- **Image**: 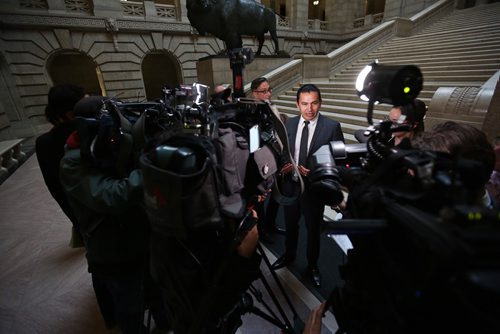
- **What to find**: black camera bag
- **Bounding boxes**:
[140,127,250,239]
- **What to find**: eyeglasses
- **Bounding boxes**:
[253,88,273,94]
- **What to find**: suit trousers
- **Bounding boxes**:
[282,180,324,267]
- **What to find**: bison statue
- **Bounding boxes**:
[186,0,280,55]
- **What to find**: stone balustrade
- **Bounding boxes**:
[0,138,26,183]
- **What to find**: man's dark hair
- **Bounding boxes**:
[296,84,322,102]
[251,77,268,91]
[45,83,85,125]
[412,121,495,185]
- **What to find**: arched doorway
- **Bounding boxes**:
[309,0,326,20]
[142,52,181,101]
[0,54,23,122]
[261,0,286,16]
[365,0,385,15]
[47,52,104,96]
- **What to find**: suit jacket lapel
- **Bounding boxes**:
[308,114,323,159]
[287,116,299,154]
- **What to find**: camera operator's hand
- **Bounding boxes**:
[237,223,259,259]
[303,302,326,334]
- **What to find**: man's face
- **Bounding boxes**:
[297,91,321,121]
[252,81,272,101]
[388,106,410,139]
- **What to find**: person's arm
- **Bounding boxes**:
[303,302,326,334]
[236,224,259,258]
[60,149,143,214]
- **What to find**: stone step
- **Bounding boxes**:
[384,33,500,50]
[369,50,500,63]
[316,81,485,90]
[391,25,500,43]
[369,44,500,59]
[345,60,500,71]
[421,13,500,33]
[353,52,500,66]
[338,68,496,78]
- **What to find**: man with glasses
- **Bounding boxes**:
[251,77,273,101]
[250,77,286,241]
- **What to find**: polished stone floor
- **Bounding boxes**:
[0,155,338,333]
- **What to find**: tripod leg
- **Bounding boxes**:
[249,306,291,331]
[257,271,296,330]
[248,284,282,323]
[257,243,300,318]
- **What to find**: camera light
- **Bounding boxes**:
[193,83,209,105]
[355,62,423,106]
[355,63,374,102]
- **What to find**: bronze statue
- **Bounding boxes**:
[186,0,280,55]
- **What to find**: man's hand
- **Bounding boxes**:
[298,165,310,176]
[281,163,310,176]
[280,162,294,175]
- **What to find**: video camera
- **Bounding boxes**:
[134,48,289,334]
[310,62,500,333]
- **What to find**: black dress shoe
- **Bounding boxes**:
[271,254,294,270]
[309,266,321,287]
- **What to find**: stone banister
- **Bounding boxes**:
[0,138,26,182]
[243,59,303,96]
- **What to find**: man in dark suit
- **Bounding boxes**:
[271,84,344,287]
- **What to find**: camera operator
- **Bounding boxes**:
[412,121,497,208]
[387,98,427,146]
[36,84,86,248]
[59,96,168,333]
[211,83,233,105]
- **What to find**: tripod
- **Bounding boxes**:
[218,242,305,334]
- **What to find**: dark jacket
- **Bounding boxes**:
[60,146,148,274]
[285,114,344,186]
[36,122,79,226]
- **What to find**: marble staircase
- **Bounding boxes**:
[272,3,500,143]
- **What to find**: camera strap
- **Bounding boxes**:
[268,103,304,205]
